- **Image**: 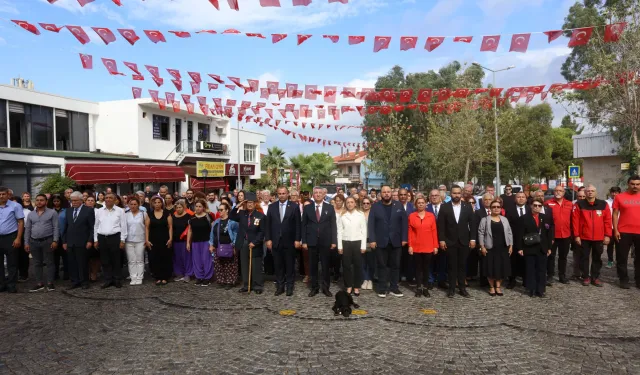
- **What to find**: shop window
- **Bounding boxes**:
[153,114,170,141]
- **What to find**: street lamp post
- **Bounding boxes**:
[472,62,515,194]
[201,168,209,195]
[365,171,370,191]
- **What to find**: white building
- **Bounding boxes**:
[573,132,623,194]
[0,83,265,195]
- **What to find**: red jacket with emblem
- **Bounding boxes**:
[544,199,573,238]
[571,199,612,241]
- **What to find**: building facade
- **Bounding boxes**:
[573,132,623,194]
[333,149,386,190]
[0,83,265,195]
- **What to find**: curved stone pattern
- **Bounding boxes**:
[1,265,640,374]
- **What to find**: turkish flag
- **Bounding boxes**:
[548,83,567,93]
[266,81,279,94]
[39,23,62,33]
[373,36,391,52]
[417,89,432,103]
[278,109,287,118]
[543,30,563,43]
[222,29,241,34]
[489,88,503,97]
[341,87,356,98]
[260,0,281,6]
[324,86,337,103]
[166,69,181,80]
[47,0,58,3]
[188,72,202,84]
[398,89,413,102]
[227,77,243,88]
[169,31,191,38]
[208,74,224,84]
[166,92,175,104]
[260,88,269,99]
[453,36,473,43]
[305,85,318,100]
[149,90,159,102]
[407,104,417,110]
[285,104,295,112]
[298,34,312,45]
[132,87,142,99]
[605,22,626,42]
[540,92,548,100]
[211,97,221,106]
[124,62,141,75]
[224,84,235,90]
[272,34,288,43]
[379,106,392,115]
[246,33,266,39]
[145,65,160,78]
[525,92,535,103]
[293,110,300,120]
[432,103,445,114]
[197,30,217,34]
[208,0,220,9]
[79,53,92,69]
[356,106,365,116]
[474,88,489,95]
[144,30,166,43]
[91,27,116,45]
[366,106,379,114]
[133,75,144,81]
[112,0,122,5]
[207,83,217,91]
[568,27,593,47]
[527,85,545,94]
[247,79,259,92]
[293,0,312,5]
[425,37,444,52]
[200,104,209,116]
[349,36,365,45]
[509,33,530,53]
[66,26,90,44]
[118,29,140,45]
[226,99,237,107]
[318,109,326,119]
[393,105,405,112]
[379,89,396,102]
[240,101,251,109]
[181,94,191,104]
[186,103,195,114]
[172,101,181,113]
[452,88,471,98]
[400,36,418,51]
[172,80,183,91]
[480,35,500,52]
[102,58,124,76]
[323,35,339,43]
[286,83,298,97]
[436,88,451,102]
[227,0,239,10]
[191,81,200,95]
[152,77,164,87]
[341,106,353,114]
[77,0,95,6]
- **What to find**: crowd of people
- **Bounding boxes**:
[0,175,638,300]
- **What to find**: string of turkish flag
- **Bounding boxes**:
[10,18,627,53]
[46,0,349,10]
[249,119,367,149]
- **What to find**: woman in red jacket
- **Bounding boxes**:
[408,196,439,297]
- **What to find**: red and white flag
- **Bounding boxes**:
[324,86,337,103]
[425,37,444,52]
[227,0,239,11]
[181,94,191,104]
[373,36,391,52]
[225,84,236,91]
[323,35,339,43]
[186,103,195,114]
[165,92,175,104]
[489,87,503,97]
[543,30,563,43]
[265,109,273,118]
[480,35,500,52]
[509,33,530,53]
[207,83,218,91]
[148,90,159,102]
[188,72,202,84]
[568,27,593,47]
[101,58,124,76]
[328,0,348,3]
[226,99,237,107]
[167,69,181,80]
[208,0,220,9]
[197,30,217,34]
[210,97,220,106]
[604,22,626,42]
[452,88,471,98]
[436,88,451,102]
[318,109,325,119]
[227,76,243,88]
[169,31,191,38]
[144,30,166,43]
[349,36,365,45]
[246,33,266,39]
[453,36,473,43]
[118,29,140,45]
[145,65,160,78]
[247,79,259,92]
[400,36,418,51]
[124,62,141,75]
[272,34,288,43]
[191,82,201,95]
[297,34,312,45]
[132,87,142,99]
[259,0,281,6]
[77,0,95,6]
[417,89,432,103]
[305,85,318,100]
[267,81,279,94]
[39,23,62,33]
[260,88,269,99]
[398,89,413,102]
[152,77,164,87]
[79,53,92,69]
[172,101,181,113]
[286,83,298,97]
[293,0,312,5]
[66,26,90,44]
[208,74,224,84]
[172,80,183,91]
[133,75,144,81]
[112,0,122,5]
[341,87,356,98]
[92,27,116,45]
[222,29,241,34]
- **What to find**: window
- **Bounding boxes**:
[153,114,170,141]
[28,105,53,149]
[347,166,353,174]
[70,112,89,151]
[0,99,6,147]
[244,144,256,163]
[197,122,209,141]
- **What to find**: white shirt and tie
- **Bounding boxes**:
[432,203,441,218]
[516,205,526,217]
[94,205,127,242]
[279,200,288,222]
[452,202,462,223]
[72,205,83,222]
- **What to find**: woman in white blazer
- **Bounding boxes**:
[337,197,367,297]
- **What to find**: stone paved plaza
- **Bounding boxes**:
[2,258,640,375]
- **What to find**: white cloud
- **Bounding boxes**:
[41,0,128,26]
[424,0,463,23]
[0,0,19,14]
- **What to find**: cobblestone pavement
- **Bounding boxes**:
[2,257,640,375]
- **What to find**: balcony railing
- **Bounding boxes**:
[165,139,231,164]
[339,173,361,181]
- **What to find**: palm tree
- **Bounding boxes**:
[262,146,288,187]
[305,153,336,187]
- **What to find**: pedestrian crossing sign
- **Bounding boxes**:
[568,165,580,178]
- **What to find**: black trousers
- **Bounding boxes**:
[548,237,571,279]
[98,233,122,283]
[616,233,640,284]
[581,240,603,280]
[68,245,90,286]
[509,249,524,282]
[607,240,616,262]
[53,246,69,280]
[375,244,401,293]
[240,241,264,291]
[400,244,415,281]
[341,240,363,289]
[273,242,296,291]
[446,244,469,292]
[414,252,433,288]
[330,249,342,279]
[467,247,480,279]
[0,232,18,291]
[17,243,29,280]
[309,245,330,291]
[525,252,547,294]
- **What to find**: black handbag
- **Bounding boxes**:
[523,233,541,246]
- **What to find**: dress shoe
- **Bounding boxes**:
[414,288,422,298]
[286,289,293,297]
[536,292,546,298]
[438,281,449,290]
[620,281,630,289]
[238,287,249,293]
[101,282,114,289]
[422,288,430,298]
[528,290,535,297]
[559,277,570,284]
[274,288,285,296]
[459,289,470,298]
[254,290,263,295]
[114,281,122,289]
[427,282,434,290]
[308,289,319,297]
[0,286,7,293]
[68,284,82,290]
[322,289,332,297]
[447,290,455,298]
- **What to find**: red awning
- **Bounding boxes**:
[66,163,187,185]
[189,176,226,190]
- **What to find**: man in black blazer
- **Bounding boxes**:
[472,193,494,287]
[233,199,266,294]
[301,187,337,297]
[368,185,408,297]
[437,185,477,298]
[63,191,95,289]
[505,191,531,289]
[265,186,301,297]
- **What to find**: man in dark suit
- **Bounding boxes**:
[302,187,337,297]
[368,185,408,298]
[505,191,531,289]
[63,191,95,289]
[233,197,266,294]
[437,185,477,298]
[426,189,445,289]
[471,193,494,287]
[265,186,301,297]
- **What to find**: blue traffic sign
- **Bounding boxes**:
[568,165,580,178]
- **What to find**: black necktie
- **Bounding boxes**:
[519,207,524,217]
[434,206,438,218]
[73,208,79,222]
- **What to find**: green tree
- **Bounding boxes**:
[560,115,582,134]
[367,114,418,186]
[261,146,287,188]
[35,174,76,194]
[304,153,336,187]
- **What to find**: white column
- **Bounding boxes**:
[5,100,9,148]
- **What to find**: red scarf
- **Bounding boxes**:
[532,213,540,228]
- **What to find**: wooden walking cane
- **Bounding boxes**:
[248,244,253,293]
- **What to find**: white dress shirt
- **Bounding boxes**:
[337,209,367,250]
[94,205,127,242]
[431,203,441,217]
[260,201,270,214]
[452,202,462,223]
[125,211,146,243]
[516,205,526,217]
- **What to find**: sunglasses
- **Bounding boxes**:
[532,204,542,207]
[490,206,501,209]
